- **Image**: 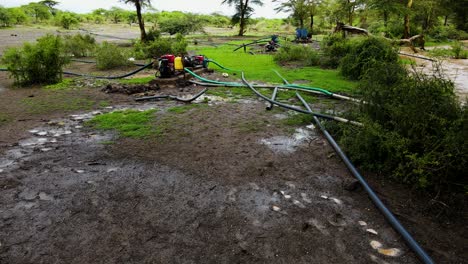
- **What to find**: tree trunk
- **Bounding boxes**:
[403,0,413,39]
[444,15,448,26]
[300,18,304,29]
[310,14,314,34]
[135,1,147,42]
[238,0,247,36]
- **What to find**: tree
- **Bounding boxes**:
[0,6,12,27]
[120,0,151,42]
[38,0,59,16]
[23,3,51,23]
[274,0,309,28]
[222,0,264,36]
[367,0,401,28]
[403,0,413,38]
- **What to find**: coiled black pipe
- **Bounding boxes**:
[243,72,433,264]
[63,62,153,79]
[134,88,207,102]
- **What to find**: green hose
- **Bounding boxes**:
[184,68,243,87]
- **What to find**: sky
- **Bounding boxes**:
[1,0,289,18]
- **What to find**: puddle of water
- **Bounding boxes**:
[260,127,316,153]
[18,137,49,147]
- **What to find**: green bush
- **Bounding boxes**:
[428,25,468,41]
[274,43,320,66]
[0,6,12,27]
[451,41,468,59]
[95,42,132,70]
[63,33,96,57]
[320,34,352,68]
[1,34,69,85]
[57,12,79,29]
[334,62,467,193]
[133,34,188,59]
[340,37,399,80]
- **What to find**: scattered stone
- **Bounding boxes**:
[293,200,306,208]
[331,197,343,205]
[107,168,118,173]
[38,192,54,201]
[28,129,39,134]
[280,191,291,199]
[370,240,382,250]
[0,169,3,173]
[320,195,328,199]
[75,169,85,174]
[249,183,260,190]
[40,148,53,152]
[272,205,281,212]
[19,189,37,201]
[36,131,47,136]
[300,193,312,203]
[358,221,367,226]
[75,125,83,129]
[366,229,378,235]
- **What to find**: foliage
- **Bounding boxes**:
[222,0,264,36]
[63,34,96,57]
[157,11,204,35]
[427,25,468,41]
[1,34,69,85]
[86,109,157,138]
[340,37,399,80]
[334,62,467,193]
[95,42,132,70]
[56,12,79,29]
[23,2,51,22]
[0,6,12,27]
[274,43,320,66]
[320,34,352,68]
[134,34,188,59]
[450,41,468,59]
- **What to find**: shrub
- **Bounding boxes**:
[63,33,96,57]
[133,34,188,59]
[95,42,132,70]
[340,37,399,80]
[274,43,320,66]
[334,62,467,194]
[320,34,352,68]
[57,12,79,29]
[428,25,468,41]
[451,41,468,59]
[1,34,69,85]
[0,6,12,27]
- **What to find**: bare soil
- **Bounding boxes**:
[0,27,466,264]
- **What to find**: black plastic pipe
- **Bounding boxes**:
[312,116,433,264]
[266,87,279,111]
[398,52,436,62]
[63,62,153,79]
[267,74,433,264]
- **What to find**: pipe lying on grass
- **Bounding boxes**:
[266,87,279,110]
[70,59,147,67]
[398,52,436,62]
[134,88,207,102]
[63,62,154,79]
[243,71,433,264]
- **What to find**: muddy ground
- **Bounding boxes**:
[0,26,467,264]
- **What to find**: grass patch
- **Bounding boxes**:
[399,58,416,65]
[167,104,204,114]
[86,109,157,138]
[118,76,155,85]
[281,112,312,126]
[0,113,11,126]
[99,100,111,107]
[206,87,255,98]
[44,78,75,90]
[194,44,357,93]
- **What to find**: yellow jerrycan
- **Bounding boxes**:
[174,56,184,70]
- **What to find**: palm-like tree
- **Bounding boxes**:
[120,0,151,41]
[222,0,263,36]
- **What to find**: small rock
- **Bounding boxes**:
[366,229,378,235]
[358,221,367,226]
[28,129,39,134]
[331,198,342,205]
[300,193,312,203]
[370,240,382,249]
[293,200,306,208]
[75,169,85,173]
[0,169,3,173]
[40,148,53,152]
[36,131,47,136]
[320,195,328,199]
[107,168,118,173]
[75,125,83,129]
[272,205,281,212]
[38,192,54,201]
[19,189,37,201]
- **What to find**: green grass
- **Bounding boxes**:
[44,78,75,90]
[99,100,111,107]
[192,44,357,93]
[281,112,312,126]
[0,113,11,126]
[86,109,157,138]
[399,58,416,65]
[118,76,155,84]
[167,104,205,114]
